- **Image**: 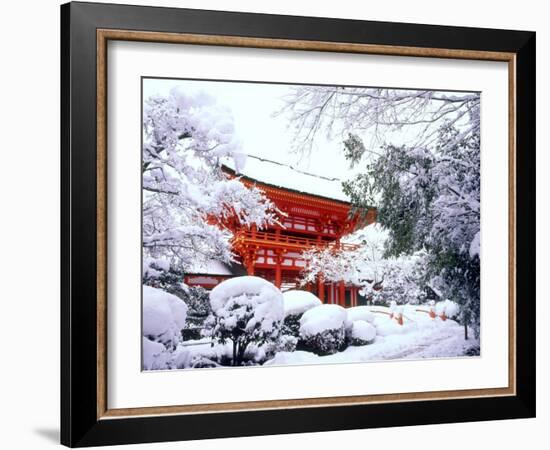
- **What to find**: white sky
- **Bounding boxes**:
[143,78,356,181]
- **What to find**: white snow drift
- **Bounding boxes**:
[282,290,322,317]
[142,285,188,346]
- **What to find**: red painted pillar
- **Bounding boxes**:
[275,255,282,288]
[317,274,325,303]
[246,251,255,276]
[339,281,345,307]
[246,263,255,276]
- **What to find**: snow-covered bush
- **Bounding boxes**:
[435,299,460,319]
[142,337,172,370]
[208,276,284,366]
[248,335,299,365]
[178,286,212,340]
[142,285,188,349]
[181,286,211,316]
[172,340,233,369]
[275,334,298,353]
[348,320,376,346]
[299,304,347,355]
[282,290,322,336]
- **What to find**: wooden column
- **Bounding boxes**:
[246,263,255,276]
[275,254,282,288]
[246,251,255,276]
[339,281,345,307]
[317,274,325,303]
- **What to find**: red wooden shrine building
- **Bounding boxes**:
[184,158,377,307]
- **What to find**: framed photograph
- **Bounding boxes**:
[61,1,535,447]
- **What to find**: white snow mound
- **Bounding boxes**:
[143,285,188,345]
[142,337,170,370]
[299,304,347,337]
[350,320,377,342]
[283,290,322,317]
[346,306,376,325]
[373,315,407,336]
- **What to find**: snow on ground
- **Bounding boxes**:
[266,306,478,366]
[166,300,478,369]
[283,290,322,317]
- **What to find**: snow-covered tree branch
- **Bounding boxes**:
[278,86,480,155]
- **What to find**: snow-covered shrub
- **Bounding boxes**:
[435,300,460,319]
[142,258,183,289]
[142,285,188,349]
[299,304,347,355]
[276,334,298,353]
[348,320,376,346]
[208,276,284,366]
[172,341,233,369]
[282,290,322,336]
[142,337,171,370]
[180,286,211,315]
[179,286,212,340]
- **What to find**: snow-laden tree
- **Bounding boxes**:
[302,244,429,305]
[301,223,388,298]
[280,86,480,338]
[207,276,284,366]
[143,87,277,277]
[279,86,480,155]
[374,251,430,305]
[341,124,480,336]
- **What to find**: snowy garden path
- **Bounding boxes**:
[266,313,477,367]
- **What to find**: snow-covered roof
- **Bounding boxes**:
[223,156,350,203]
[185,260,240,276]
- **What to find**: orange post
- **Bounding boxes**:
[275,256,282,288]
[339,281,345,307]
[317,274,325,302]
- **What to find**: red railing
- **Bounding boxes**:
[233,230,359,251]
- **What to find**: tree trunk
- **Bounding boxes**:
[232,341,237,366]
[237,342,248,366]
[464,322,469,340]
